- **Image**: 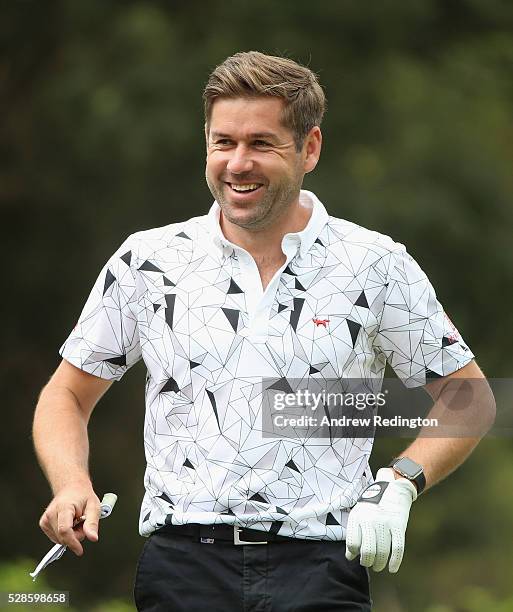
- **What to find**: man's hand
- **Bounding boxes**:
[345,468,417,573]
[39,484,101,556]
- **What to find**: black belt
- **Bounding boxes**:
[155,523,296,545]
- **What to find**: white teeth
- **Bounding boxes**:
[231,183,260,192]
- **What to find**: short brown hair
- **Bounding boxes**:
[203,51,326,151]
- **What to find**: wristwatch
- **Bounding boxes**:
[389,457,426,495]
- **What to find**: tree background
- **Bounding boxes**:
[2,1,513,610]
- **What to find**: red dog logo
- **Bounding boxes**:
[313,318,330,328]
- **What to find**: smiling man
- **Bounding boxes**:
[33,52,495,611]
[205,93,321,291]
[205,96,316,228]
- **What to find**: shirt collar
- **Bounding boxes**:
[207,189,329,259]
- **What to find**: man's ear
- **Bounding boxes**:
[303,126,322,174]
[204,123,209,149]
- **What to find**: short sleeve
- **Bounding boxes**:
[59,235,142,381]
[373,245,474,388]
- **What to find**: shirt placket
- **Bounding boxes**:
[233,235,301,343]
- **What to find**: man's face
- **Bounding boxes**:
[205,97,307,231]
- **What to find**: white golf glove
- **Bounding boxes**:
[345,468,417,573]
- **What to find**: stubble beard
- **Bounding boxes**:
[205,170,303,232]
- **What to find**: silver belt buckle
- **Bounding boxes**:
[234,526,267,545]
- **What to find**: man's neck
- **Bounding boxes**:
[219,199,313,262]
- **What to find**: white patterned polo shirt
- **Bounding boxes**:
[60,190,474,540]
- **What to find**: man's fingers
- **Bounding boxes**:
[83,497,101,542]
[39,511,58,544]
[56,505,84,556]
[345,519,361,561]
[371,525,391,572]
[56,505,75,536]
[388,527,405,573]
[37,486,103,558]
[359,523,377,567]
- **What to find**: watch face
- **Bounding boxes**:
[395,457,422,479]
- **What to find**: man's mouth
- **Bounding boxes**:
[227,182,263,194]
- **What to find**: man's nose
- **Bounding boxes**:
[226,144,254,174]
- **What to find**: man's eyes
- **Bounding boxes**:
[213,139,272,147]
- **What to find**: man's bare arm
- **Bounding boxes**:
[393,360,496,491]
[33,359,113,555]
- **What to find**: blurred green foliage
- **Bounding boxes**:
[2,0,513,610]
[0,559,134,611]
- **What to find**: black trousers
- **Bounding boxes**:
[134,530,372,611]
